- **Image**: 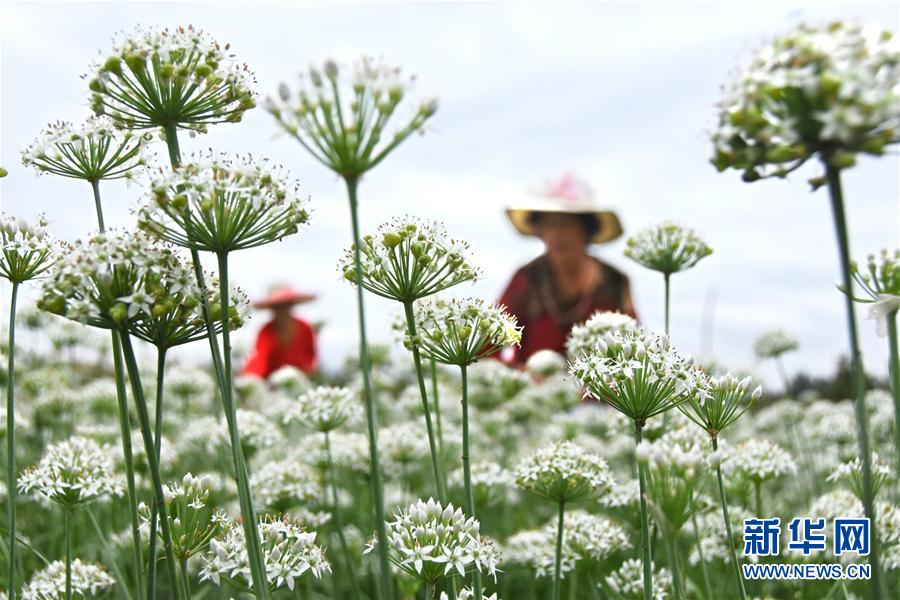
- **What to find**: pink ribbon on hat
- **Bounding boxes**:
[541,173,590,204]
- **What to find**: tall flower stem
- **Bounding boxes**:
[119,333,182,600]
[775,357,791,398]
[324,431,362,600]
[691,511,713,600]
[825,163,882,600]
[403,301,447,501]
[147,348,167,600]
[64,507,72,600]
[344,174,392,600]
[89,178,144,600]
[664,535,683,600]
[663,273,671,337]
[430,359,444,455]
[460,364,483,600]
[711,437,746,600]
[887,312,900,475]
[552,500,565,600]
[5,281,18,599]
[215,251,269,599]
[634,422,653,600]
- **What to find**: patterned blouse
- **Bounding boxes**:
[498,254,637,364]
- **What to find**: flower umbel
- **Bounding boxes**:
[0,214,57,284]
[88,25,256,132]
[21,115,151,181]
[268,57,437,176]
[514,441,614,503]
[624,222,713,275]
[138,153,309,253]
[711,21,900,182]
[18,436,123,508]
[404,297,521,366]
[21,559,115,599]
[679,373,760,441]
[365,498,500,585]
[566,310,638,360]
[752,329,800,360]
[284,386,356,433]
[339,217,479,302]
[570,327,705,424]
[200,514,331,593]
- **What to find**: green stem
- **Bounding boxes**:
[460,364,482,600]
[664,534,683,600]
[86,507,134,600]
[754,481,762,519]
[553,500,565,600]
[325,431,362,600]
[216,251,269,598]
[887,312,900,478]
[119,333,182,600]
[824,163,882,600]
[89,178,144,600]
[5,282,18,599]
[430,359,444,455]
[634,422,653,600]
[345,175,392,600]
[180,559,191,599]
[147,348,167,600]
[64,507,72,600]
[90,179,105,231]
[163,124,182,167]
[691,511,713,600]
[712,437,746,600]
[775,356,791,399]
[404,301,447,501]
[663,273,671,338]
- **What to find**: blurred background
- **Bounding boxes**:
[1,1,898,390]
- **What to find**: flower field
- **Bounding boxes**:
[1,17,899,600]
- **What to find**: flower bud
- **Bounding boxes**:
[324,60,339,80]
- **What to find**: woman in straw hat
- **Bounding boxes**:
[243,284,319,379]
[499,173,637,364]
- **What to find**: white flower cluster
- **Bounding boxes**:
[21,115,151,181]
[725,439,797,484]
[340,217,479,301]
[366,498,500,584]
[284,386,355,433]
[0,213,58,284]
[449,461,516,505]
[712,22,900,179]
[570,327,706,423]
[89,25,256,131]
[624,222,713,275]
[138,153,309,253]
[200,515,331,592]
[514,441,614,503]
[566,311,638,360]
[267,57,437,176]
[407,297,522,366]
[21,559,115,599]
[827,452,895,499]
[753,329,800,360]
[18,436,123,508]
[505,510,629,578]
[604,558,673,600]
[250,458,323,511]
[38,230,248,339]
[849,248,900,337]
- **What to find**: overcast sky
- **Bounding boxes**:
[2,1,898,387]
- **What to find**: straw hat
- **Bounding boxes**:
[253,284,317,309]
[506,173,623,244]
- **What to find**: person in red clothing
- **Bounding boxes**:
[499,173,637,365]
[243,284,319,379]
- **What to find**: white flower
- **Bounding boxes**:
[624,222,713,275]
[827,453,894,500]
[199,515,330,592]
[0,213,58,283]
[605,558,673,600]
[365,498,500,585]
[22,559,115,599]
[250,458,323,511]
[88,25,256,131]
[514,441,614,503]
[18,436,122,508]
[21,115,152,181]
[284,386,356,433]
[566,311,638,360]
[753,329,800,360]
[138,153,309,253]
